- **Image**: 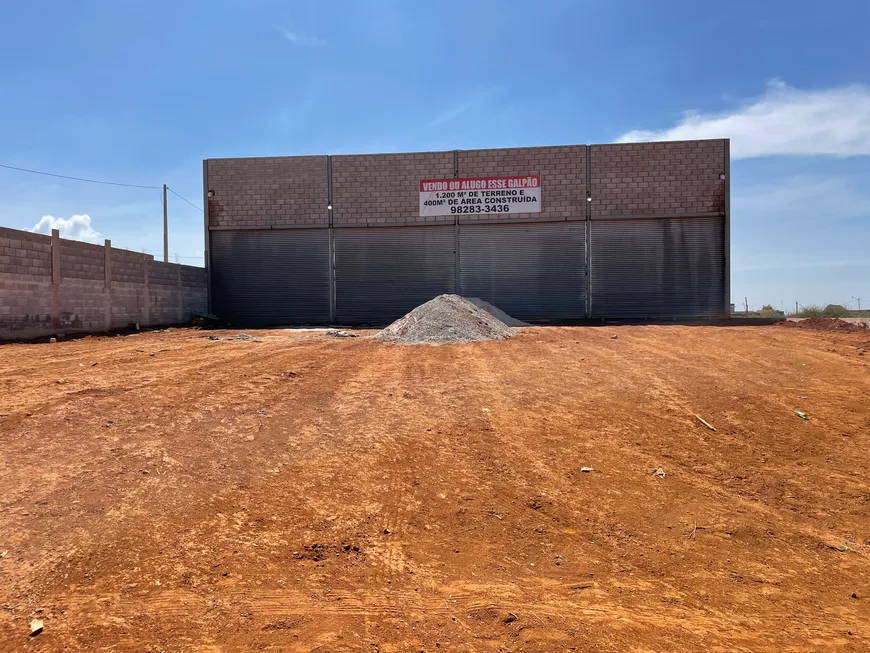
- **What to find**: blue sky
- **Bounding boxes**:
[1,0,868,310]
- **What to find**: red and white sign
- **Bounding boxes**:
[419,175,541,217]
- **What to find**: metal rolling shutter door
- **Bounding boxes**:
[590,216,725,318]
[334,226,456,324]
[210,229,330,325]
[459,222,586,321]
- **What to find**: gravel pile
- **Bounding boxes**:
[376,294,515,345]
[466,297,529,327]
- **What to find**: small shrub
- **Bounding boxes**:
[795,304,824,318]
[822,304,849,318]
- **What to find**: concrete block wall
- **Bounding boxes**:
[0,229,54,334]
[148,261,182,325]
[110,282,146,330]
[205,139,725,232]
[112,251,146,282]
[0,277,54,333]
[57,239,107,330]
[60,240,105,280]
[591,140,726,217]
[457,145,588,223]
[181,266,208,317]
[0,227,208,341]
[206,155,329,230]
[1,228,53,276]
[332,152,455,226]
[109,252,148,329]
[60,279,106,331]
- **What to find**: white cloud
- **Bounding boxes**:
[616,80,870,159]
[30,214,102,243]
[273,24,326,47]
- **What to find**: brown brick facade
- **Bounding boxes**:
[206,140,725,230]
[457,145,588,223]
[206,156,328,229]
[591,140,726,217]
[332,152,454,226]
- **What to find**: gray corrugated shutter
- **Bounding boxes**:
[210,229,330,325]
[459,221,586,321]
[334,226,456,324]
[590,216,725,318]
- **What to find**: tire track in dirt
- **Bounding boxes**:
[2,328,868,652]
[459,329,866,644]
[393,336,633,630]
[340,342,504,632]
[0,335,374,617]
[48,583,816,649]
[465,334,708,621]
[596,328,870,563]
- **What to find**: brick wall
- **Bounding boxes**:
[206,155,328,230]
[0,227,208,341]
[591,140,726,217]
[332,152,454,226]
[457,145,587,223]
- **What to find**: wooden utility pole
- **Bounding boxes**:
[795,301,799,314]
[744,297,749,314]
[163,184,168,263]
[853,296,862,311]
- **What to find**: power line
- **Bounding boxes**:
[0,162,161,190]
[1,161,203,212]
[167,187,202,212]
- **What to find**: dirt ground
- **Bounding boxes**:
[1,325,868,652]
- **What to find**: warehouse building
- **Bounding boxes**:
[203,139,729,325]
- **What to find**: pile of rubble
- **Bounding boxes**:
[376,294,515,345]
[778,318,868,333]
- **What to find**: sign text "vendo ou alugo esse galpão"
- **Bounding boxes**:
[419,175,541,216]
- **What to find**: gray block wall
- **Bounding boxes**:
[457,145,588,223]
[332,151,455,226]
[0,227,208,341]
[205,140,727,231]
[590,140,726,217]
[206,155,329,230]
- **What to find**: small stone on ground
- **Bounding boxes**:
[327,330,358,338]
